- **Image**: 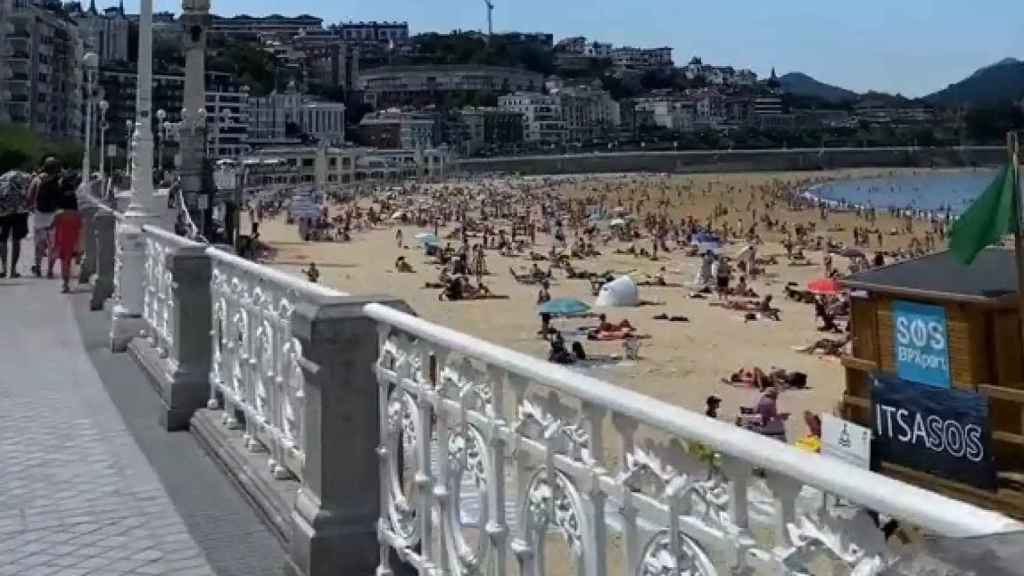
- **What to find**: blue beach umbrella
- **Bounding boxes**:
[538,298,591,318]
[415,232,439,245]
[691,232,722,254]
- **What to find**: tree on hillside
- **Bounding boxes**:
[208,40,277,95]
[965,104,1024,143]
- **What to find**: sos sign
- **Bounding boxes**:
[893,301,951,389]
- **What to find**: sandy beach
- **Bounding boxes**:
[249,168,947,442]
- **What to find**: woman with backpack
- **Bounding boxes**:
[27,157,62,278]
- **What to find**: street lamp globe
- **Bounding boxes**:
[99,100,109,113]
[157,109,166,122]
[82,51,99,69]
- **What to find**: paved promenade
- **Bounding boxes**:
[0,277,287,575]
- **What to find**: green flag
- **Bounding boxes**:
[949,163,1019,266]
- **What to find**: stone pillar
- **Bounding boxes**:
[289,295,412,576]
[90,209,116,311]
[110,224,147,352]
[78,203,99,284]
[162,245,212,430]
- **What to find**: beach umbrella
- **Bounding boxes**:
[838,247,866,259]
[415,232,438,243]
[609,218,627,227]
[808,278,842,296]
[390,211,405,220]
[539,298,591,318]
[691,232,722,254]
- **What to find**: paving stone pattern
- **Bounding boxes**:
[0,278,216,576]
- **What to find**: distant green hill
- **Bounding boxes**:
[779,72,858,103]
[924,58,1024,108]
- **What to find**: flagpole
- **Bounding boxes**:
[1011,131,1024,366]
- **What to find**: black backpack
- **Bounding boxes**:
[35,176,61,213]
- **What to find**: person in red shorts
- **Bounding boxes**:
[52,173,82,293]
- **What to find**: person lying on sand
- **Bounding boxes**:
[793,334,852,356]
[461,281,509,300]
[711,295,781,320]
[596,313,635,333]
[394,256,415,273]
[725,367,806,391]
[637,269,681,287]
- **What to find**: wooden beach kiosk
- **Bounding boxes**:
[841,247,1024,517]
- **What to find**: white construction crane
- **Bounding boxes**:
[483,0,494,41]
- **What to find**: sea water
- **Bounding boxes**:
[810,168,999,215]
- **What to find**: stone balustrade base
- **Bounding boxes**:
[110,308,146,353]
[127,338,210,431]
[191,408,300,547]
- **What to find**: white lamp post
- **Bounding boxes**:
[81,52,99,180]
[98,99,109,186]
[156,108,166,179]
[125,119,134,181]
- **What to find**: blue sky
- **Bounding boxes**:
[141,0,1023,97]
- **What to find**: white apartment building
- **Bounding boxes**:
[206,85,250,159]
[499,92,565,145]
[231,145,449,191]
[333,21,408,44]
[358,110,438,150]
[73,1,130,64]
[4,1,83,139]
[633,97,695,132]
[248,88,346,146]
[611,46,673,69]
[557,86,620,142]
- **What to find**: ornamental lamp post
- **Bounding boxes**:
[156,108,166,179]
[81,52,99,181]
[98,99,109,188]
[125,119,134,181]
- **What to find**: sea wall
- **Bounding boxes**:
[454,146,1004,176]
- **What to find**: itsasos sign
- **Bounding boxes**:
[893,300,951,389]
[872,375,995,490]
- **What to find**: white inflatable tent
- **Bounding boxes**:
[595,275,640,307]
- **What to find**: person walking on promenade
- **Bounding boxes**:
[52,172,83,293]
[25,158,62,278]
[0,171,31,278]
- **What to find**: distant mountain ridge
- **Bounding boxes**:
[925,58,1024,107]
[779,72,859,103]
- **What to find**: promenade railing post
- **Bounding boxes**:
[288,295,413,576]
[78,201,99,285]
[90,209,116,311]
[162,245,213,430]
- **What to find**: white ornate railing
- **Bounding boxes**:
[140,225,201,362]
[364,302,1020,576]
[207,248,344,481]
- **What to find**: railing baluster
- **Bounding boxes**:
[580,402,607,576]
[486,365,509,576]
[431,346,451,576]
[612,412,640,576]
[507,373,535,576]
[764,473,802,548]
[413,338,436,573]
[375,323,394,576]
